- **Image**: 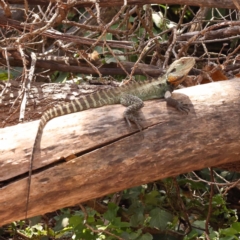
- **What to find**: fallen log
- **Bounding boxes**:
[0,79,240,225]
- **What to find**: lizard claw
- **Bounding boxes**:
[165,96,189,114]
[176,102,189,114]
[124,113,143,131]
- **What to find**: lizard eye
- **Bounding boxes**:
[169,67,176,73]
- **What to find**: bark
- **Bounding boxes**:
[0,80,116,127]
[0,79,240,225]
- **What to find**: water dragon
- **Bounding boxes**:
[26,57,195,218]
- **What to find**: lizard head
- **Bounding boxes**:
[166,57,195,88]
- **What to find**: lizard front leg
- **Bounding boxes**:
[164,91,189,113]
[120,94,144,130]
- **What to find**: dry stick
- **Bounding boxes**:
[217,43,228,65]
[17,46,29,123]
[186,171,238,187]
[172,178,192,234]
[0,17,133,50]
[201,40,211,64]
[232,0,240,9]
[128,7,162,80]
[95,2,102,25]
[212,170,230,184]
[136,6,161,53]
[1,90,24,127]
[205,168,214,238]
[23,0,29,17]
[168,5,188,60]
[201,40,225,82]
[38,5,48,21]
[163,27,177,68]
[3,47,10,81]
[116,5,131,37]
[126,12,140,36]
[0,0,11,18]
[91,5,128,50]
[63,20,127,35]
[187,6,208,32]
[19,52,36,123]
[177,21,240,57]
[105,42,130,77]
[171,5,189,58]
[127,39,155,82]
[85,7,98,22]
[142,30,177,61]
[77,50,102,78]
[224,43,240,66]
[223,179,240,195]
[177,5,188,29]
[178,34,240,44]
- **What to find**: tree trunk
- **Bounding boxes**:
[0,79,240,225]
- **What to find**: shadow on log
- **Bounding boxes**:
[0,79,240,225]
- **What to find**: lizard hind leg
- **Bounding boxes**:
[120,94,144,131]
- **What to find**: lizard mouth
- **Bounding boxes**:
[167,75,185,87]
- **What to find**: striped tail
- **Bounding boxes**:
[25,90,121,218]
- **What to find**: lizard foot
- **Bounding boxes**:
[165,95,189,114]
[175,102,189,114]
[124,113,143,131]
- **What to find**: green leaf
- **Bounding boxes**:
[192,220,206,230]
[106,33,112,40]
[74,226,95,240]
[130,211,144,227]
[123,186,143,200]
[144,190,160,206]
[103,203,119,222]
[219,237,238,240]
[138,232,153,240]
[121,229,142,239]
[0,71,12,80]
[104,50,126,64]
[186,229,200,239]
[220,227,238,236]
[54,213,71,231]
[112,217,130,228]
[149,208,173,230]
[212,194,225,205]
[69,215,83,228]
[232,222,240,232]
[178,179,207,190]
[55,72,69,83]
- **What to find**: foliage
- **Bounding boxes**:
[2,169,240,239]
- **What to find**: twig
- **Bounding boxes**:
[91,5,128,49]
[163,27,177,67]
[105,42,130,78]
[178,21,240,57]
[204,168,214,238]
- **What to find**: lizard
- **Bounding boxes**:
[25,57,195,218]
